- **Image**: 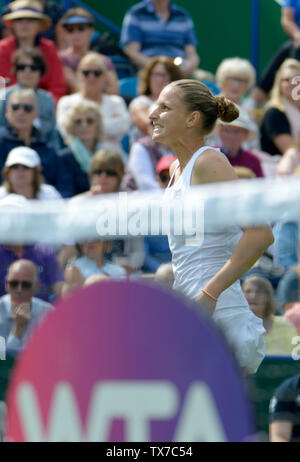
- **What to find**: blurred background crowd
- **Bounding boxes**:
[0,0,299,442]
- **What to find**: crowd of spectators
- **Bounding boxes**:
[0,1,299,440]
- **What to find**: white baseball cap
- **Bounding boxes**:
[5,147,41,168]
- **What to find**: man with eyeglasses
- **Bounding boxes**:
[0,259,53,354]
[0,88,69,196]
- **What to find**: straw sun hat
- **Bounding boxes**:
[2,0,52,32]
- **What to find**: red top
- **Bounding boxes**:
[0,36,67,104]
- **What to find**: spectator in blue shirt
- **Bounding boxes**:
[120,0,200,77]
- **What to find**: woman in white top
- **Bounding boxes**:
[0,146,61,201]
[149,79,274,375]
[56,52,131,161]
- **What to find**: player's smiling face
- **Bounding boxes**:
[149,85,188,145]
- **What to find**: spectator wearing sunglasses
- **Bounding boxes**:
[57,52,131,161]
[0,88,68,196]
[0,259,54,354]
[59,100,104,197]
[71,149,125,201]
[0,0,67,103]
[59,7,119,95]
[0,241,64,303]
[0,48,60,150]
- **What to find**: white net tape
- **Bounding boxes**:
[0,177,299,244]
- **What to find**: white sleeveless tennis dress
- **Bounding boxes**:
[165,146,265,375]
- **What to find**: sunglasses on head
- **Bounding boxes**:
[64,23,91,33]
[10,103,34,113]
[92,168,117,177]
[81,69,103,78]
[16,63,41,72]
[74,117,95,126]
[7,279,33,290]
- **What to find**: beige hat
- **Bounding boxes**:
[217,106,258,141]
[3,0,52,32]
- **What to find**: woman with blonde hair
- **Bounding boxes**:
[210,57,259,150]
[242,275,298,356]
[260,58,300,156]
[56,52,131,160]
[59,99,104,197]
[215,57,256,106]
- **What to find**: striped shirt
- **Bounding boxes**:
[120,0,198,58]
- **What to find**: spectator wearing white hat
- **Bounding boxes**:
[0,146,61,200]
[0,88,69,195]
[215,107,264,178]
